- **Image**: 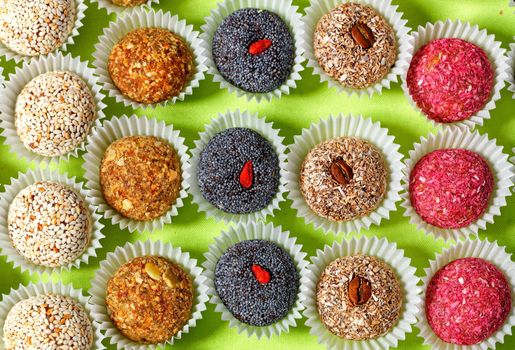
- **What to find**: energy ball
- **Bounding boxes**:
[314,3,397,89]
[100,136,182,221]
[106,256,194,344]
[197,128,280,214]
[0,0,76,56]
[111,0,147,7]
[15,71,97,157]
[426,258,511,345]
[108,28,194,104]
[409,149,494,229]
[212,8,295,93]
[300,137,388,222]
[407,38,494,123]
[214,239,299,326]
[8,181,91,267]
[317,254,403,340]
[3,294,94,349]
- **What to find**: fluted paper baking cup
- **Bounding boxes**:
[400,128,514,241]
[0,0,87,63]
[417,238,515,350]
[93,7,207,110]
[186,109,287,225]
[92,0,159,15]
[508,39,515,99]
[302,236,421,350]
[285,114,404,235]
[302,0,411,97]
[89,240,209,350]
[202,221,309,338]
[0,168,104,276]
[82,115,190,233]
[400,19,508,129]
[200,0,305,102]
[0,52,106,165]
[0,281,104,350]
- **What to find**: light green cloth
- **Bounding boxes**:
[0,0,514,349]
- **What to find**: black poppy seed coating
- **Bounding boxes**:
[214,239,299,326]
[197,127,280,214]
[212,8,295,93]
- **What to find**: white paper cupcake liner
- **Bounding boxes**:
[186,109,288,225]
[0,52,107,165]
[82,114,190,233]
[417,238,515,350]
[0,281,105,349]
[507,39,515,99]
[302,236,421,350]
[0,0,87,63]
[401,128,514,242]
[93,7,207,110]
[202,221,309,338]
[0,168,104,276]
[302,0,411,97]
[400,19,509,129]
[285,114,404,235]
[92,0,159,15]
[88,240,209,350]
[200,0,305,102]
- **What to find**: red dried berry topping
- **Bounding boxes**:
[251,264,271,284]
[248,39,272,55]
[239,160,254,189]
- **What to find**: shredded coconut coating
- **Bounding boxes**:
[407,38,494,123]
[426,258,511,345]
[409,149,493,229]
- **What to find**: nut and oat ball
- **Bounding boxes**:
[314,3,397,89]
[8,181,91,268]
[0,0,76,56]
[15,71,97,158]
[106,256,194,344]
[3,294,94,349]
[99,136,182,221]
[316,254,403,340]
[108,27,194,104]
[300,137,388,222]
[110,0,147,7]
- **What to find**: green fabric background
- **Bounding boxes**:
[0,0,514,349]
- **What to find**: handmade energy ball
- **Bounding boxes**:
[15,71,97,157]
[100,136,182,221]
[106,256,194,344]
[214,239,299,326]
[108,28,194,104]
[407,38,494,123]
[8,181,91,268]
[409,149,494,229]
[212,8,295,93]
[316,254,403,340]
[0,0,76,56]
[426,257,511,345]
[3,294,94,349]
[197,128,280,214]
[300,137,388,221]
[111,0,147,7]
[314,3,397,89]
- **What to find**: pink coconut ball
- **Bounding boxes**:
[407,38,494,123]
[426,257,511,345]
[409,148,493,229]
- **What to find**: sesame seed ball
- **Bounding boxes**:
[197,128,280,214]
[108,28,194,104]
[212,8,295,93]
[3,294,94,349]
[111,0,147,7]
[8,181,91,268]
[215,240,299,326]
[0,0,76,57]
[15,71,97,158]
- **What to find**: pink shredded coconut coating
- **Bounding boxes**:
[409,149,493,229]
[426,258,511,345]
[407,38,494,123]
